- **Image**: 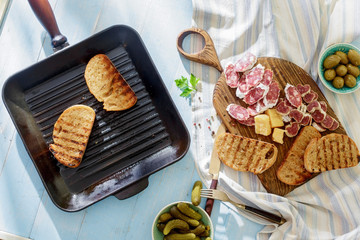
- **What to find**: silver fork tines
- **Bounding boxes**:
[200,189,286,225]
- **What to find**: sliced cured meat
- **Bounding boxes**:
[319,101,327,112]
[243,83,269,105]
[247,100,268,116]
[245,64,265,89]
[311,109,326,123]
[263,81,280,107]
[329,119,339,131]
[306,101,321,113]
[276,99,292,115]
[226,104,250,121]
[236,73,249,99]
[321,114,335,129]
[224,64,240,88]
[289,109,305,123]
[303,90,319,104]
[285,84,302,108]
[285,122,300,137]
[300,114,312,126]
[296,84,311,96]
[312,122,326,132]
[261,69,273,86]
[238,116,255,126]
[234,52,257,72]
[247,103,259,116]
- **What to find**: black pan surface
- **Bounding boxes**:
[2,25,190,212]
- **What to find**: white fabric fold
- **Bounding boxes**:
[191,0,360,239]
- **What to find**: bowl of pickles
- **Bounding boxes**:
[152,201,213,240]
[318,43,360,94]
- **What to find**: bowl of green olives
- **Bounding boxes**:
[318,43,360,94]
[152,201,213,240]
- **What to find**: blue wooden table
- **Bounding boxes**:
[0,1,263,239]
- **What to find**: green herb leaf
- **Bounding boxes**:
[174,73,200,97]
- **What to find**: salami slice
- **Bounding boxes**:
[238,115,255,126]
[263,81,280,107]
[311,109,326,123]
[276,99,291,115]
[300,114,312,126]
[247,103,259,116]
[329,119,339,131]
[245,64,265,89]
[312,122,326,132]
[303,90,319,104]
[236,72,250,99]
[226,104,250,121]
[243,83,269,105]
[261,69,273,86]
[289,109,305,123]
[296,84,311,96]
[321,114,335,129]
[306,101,321,113]
[285,83,302,108]
[319,101,327,112]
[225,64,240,88]
[285,122,300,137]
[234,52,257,72]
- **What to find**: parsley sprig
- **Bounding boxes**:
[175,73,200,97]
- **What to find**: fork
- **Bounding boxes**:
[201,189,286,225]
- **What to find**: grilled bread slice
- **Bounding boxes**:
[304,133,360,173]
[215,132,278,174]
[49,105,95,168]
[84,54,137,111]
[277,126,321,185]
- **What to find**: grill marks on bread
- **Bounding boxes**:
[304,133,360,173]
[276,126,321,185]
[49,105,95,168]
[215,132,278,174]
[84,54,137,111]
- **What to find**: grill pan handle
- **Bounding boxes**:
[28,0,68,50]
[113,178,149,200]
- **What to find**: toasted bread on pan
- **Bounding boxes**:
[215,132,278,174]
[304,133,360,173]
[84,54,137,111]
[277,126,321,185]
[49,105,95,168]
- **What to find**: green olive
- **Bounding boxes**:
[323,54,341,69]
[344,74,357,88]
[335,51,349,64]
[335,64,347,76]
[324,69,336,81]
[347,49,360,66]
[347,63,360,77]
[332,76,344,89]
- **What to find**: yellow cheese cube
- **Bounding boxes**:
[265,108,284,128]
[272,128,285,144]
[254,114,272,136]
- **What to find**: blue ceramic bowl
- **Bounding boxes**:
[152,201,213,240]
[318,43,360,94]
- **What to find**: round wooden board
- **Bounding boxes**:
[213,57,347,196]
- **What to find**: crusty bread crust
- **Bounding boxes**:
[277,126,321,185]
[304,133,360,173]
[215,132,278,174]
[49,105,95,168]
[84,54,137,111]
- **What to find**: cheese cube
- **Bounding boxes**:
[265,108,284,128]
[272,128,285,144]
[254,114,272,136]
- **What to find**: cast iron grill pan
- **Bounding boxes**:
[25,46,171,193]
[2,25,190,211]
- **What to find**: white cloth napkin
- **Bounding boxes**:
[190,0,360,239]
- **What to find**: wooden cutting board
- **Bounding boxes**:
[213,57,347,196]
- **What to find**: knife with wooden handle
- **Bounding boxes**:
[205,123,226,216]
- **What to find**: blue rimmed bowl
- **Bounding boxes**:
[152,201,213,240]
[318,43,360,94]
